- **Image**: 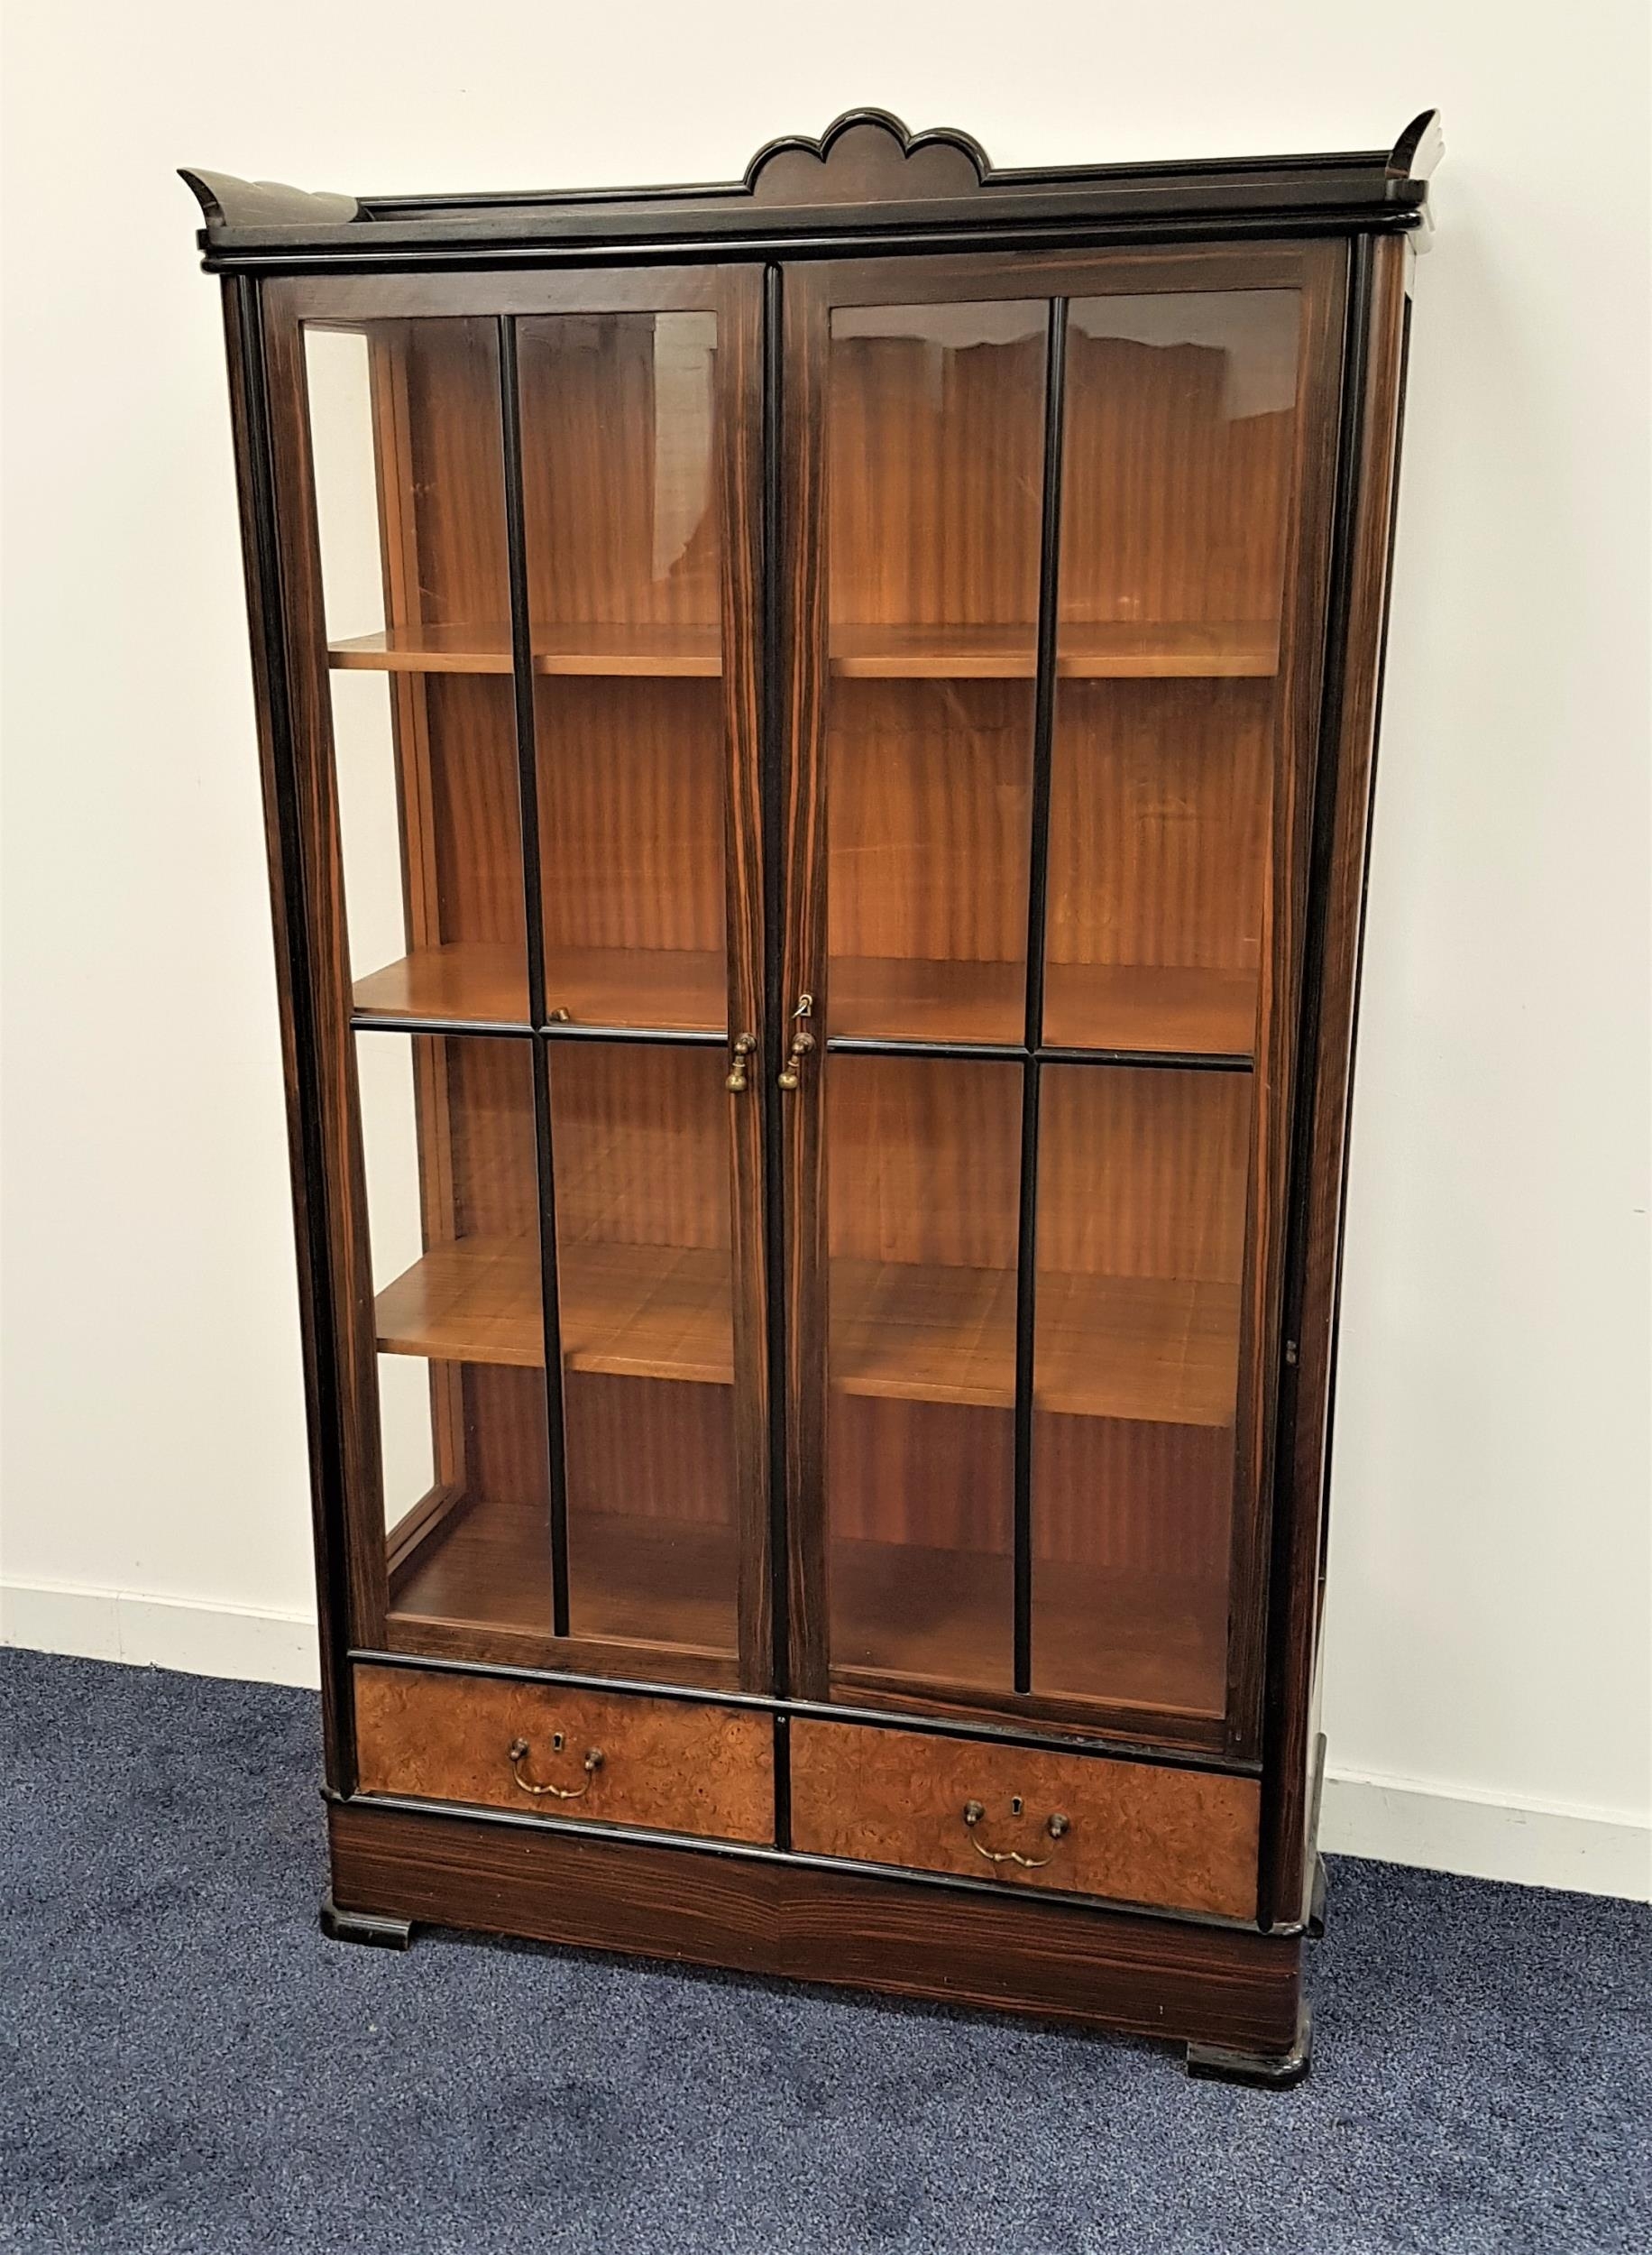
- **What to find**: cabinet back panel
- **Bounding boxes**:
[1037,1066,1251,1284]
[548,1043,730,1254]
[461,1364,551,1507]
[399,318,511,629]
[444,1037,538,1242]
[1060,295,1299,631]
[826,678,1032,968]
[518,311,721,629]
[825,1054,1023,1271]
[828,1394,1013,1553]
[565,1371,734,1532]
[425,676,528,949]
[537,677,725,959]
[1047,678,1271,979]
[827,307,1046,628]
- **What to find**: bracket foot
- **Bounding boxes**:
[321,1895,414,1950]
[1187,2002,1311,2089]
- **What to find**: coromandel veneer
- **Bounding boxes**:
[183,106,1439,2085]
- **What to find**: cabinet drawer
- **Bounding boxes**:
[789,1720,1258,1919]
[353,1665,774,1845]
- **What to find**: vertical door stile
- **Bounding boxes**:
[261,282,390,1660]
[781,271,830,1702]
[760,262,792,1721]
[717,266,774,1693]
[1014,296,1069,1696]
[1224,243,1350,1759]
[499,311,572,1640]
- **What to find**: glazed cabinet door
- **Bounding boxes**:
[780,246,1345,1753]
[262,270,768,1694]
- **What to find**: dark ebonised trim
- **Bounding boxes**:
[498,316,573,1641]
[347,1645,1261,1777]
[351,1013,532,1039]
[760,262,792,1709]
[336,1784,1291,1937]
[1256,236,1377,1923]
[232,275,359,1795]
[184,110,1441,273]
[825,1034,1254,1071]
[1012,299,1069,1694]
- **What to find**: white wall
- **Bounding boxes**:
[3,4,1647,1897]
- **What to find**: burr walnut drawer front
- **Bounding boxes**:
[788,1720,1259,1920]
[353,1665,775,1845]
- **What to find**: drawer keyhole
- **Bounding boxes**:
[1010,1795,1023,1817]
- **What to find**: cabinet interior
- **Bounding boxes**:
[312,278,1299,1731]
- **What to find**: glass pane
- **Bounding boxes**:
[825,1054,1022,1693]
[1046,290,1302,1056]
[306,319,528,1026]
[548,1043,739,1671]
[824,303,1046,1044]
[358,1032,551,1646]
[519,313,727,1034]
[1032,1064,1250,1716]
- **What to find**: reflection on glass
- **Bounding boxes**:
[1045,290,1302,1057]
[548,1042,739,1670]
[823,302,1046,1044]
[306,319,528,1026]
[357,1032,551,1643]
[825,1054,1022,1692]
[1031,1064,1250,1716]
[519,313,727,1032]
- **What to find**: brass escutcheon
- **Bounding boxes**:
[508,1735,604,1800]
[960,1798,1069,1869]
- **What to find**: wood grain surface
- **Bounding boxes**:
[353,1661,773,1843]
[789,1718,1257,1918]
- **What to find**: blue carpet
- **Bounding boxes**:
[2,1649,1647,2254]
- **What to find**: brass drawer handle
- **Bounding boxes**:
[961,1799,1069,1869]
[508,1735,604,1800]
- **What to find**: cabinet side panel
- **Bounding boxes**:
[219,277,354,1784]
[1262,235,1412,1928]
[261,280,390,1657]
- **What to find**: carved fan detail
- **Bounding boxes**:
[744,109,991,206]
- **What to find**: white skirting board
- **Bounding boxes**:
[5,1575,1648,1903]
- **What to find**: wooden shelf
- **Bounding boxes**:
[390,1496,738,1663]
[376,1236,543,1368]
[829,954,1256,1058]
[831,620,1278,679]
[378,1234,1235,1427]
[1042,962,1257,1058]
[830,1539,1228,1718]
[329,622,720,676]
[832,1262,1238,1424]
[375,1238,732,1385]
[546,946,724,1032]
[330,623,514,674]
[353,942,529,1024]
[351,943,724,1031]
[330,620,1278,682]
[351,945,1252,1055]
[386,1494,1222,1719]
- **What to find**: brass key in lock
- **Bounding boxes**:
[777,993,814,1090]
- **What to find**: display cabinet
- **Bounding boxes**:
[184,107,1438,2085]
